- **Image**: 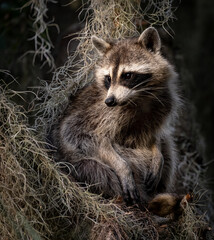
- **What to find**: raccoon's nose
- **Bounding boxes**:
[105,96,117,107]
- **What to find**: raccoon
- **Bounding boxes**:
[51,27,180,208]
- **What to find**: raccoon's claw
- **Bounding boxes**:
[123,187,140,205]
[122,182,140,205]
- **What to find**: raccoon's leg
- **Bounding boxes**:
[98,139,140,205]
[157,136,177,193]
[70,159,123,198]
[145,145,164,194]
[113,144,164,200]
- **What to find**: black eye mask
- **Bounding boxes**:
[104,75,111,89]
[121,73,152,89]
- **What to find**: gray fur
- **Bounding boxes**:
[51,27,180,206]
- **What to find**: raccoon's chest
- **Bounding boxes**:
[115,116,155,148]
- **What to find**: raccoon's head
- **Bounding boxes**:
[92,27,175,108]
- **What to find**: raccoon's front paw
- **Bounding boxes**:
[120,173,140,205]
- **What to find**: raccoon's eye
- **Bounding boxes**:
[104,75,111,89]
[105,75,111,82]
[122,72,134,80]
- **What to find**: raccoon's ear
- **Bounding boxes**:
[138,27,161,53]
[92,36,111,55]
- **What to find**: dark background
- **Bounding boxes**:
[0,0,214,186]
[172,0,214,183]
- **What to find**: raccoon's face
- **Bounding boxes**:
[92,27,173,107]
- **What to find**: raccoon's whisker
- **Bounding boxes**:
[148,86,168,91]
[126,87,151,99]
[131,79,152,90]
[135,86,168,93]
[144,91,165,106]
[128,99,137,106]
[135,89,165,106]
[135,87,153,92]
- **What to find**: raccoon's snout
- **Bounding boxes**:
[105,96,117,107]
